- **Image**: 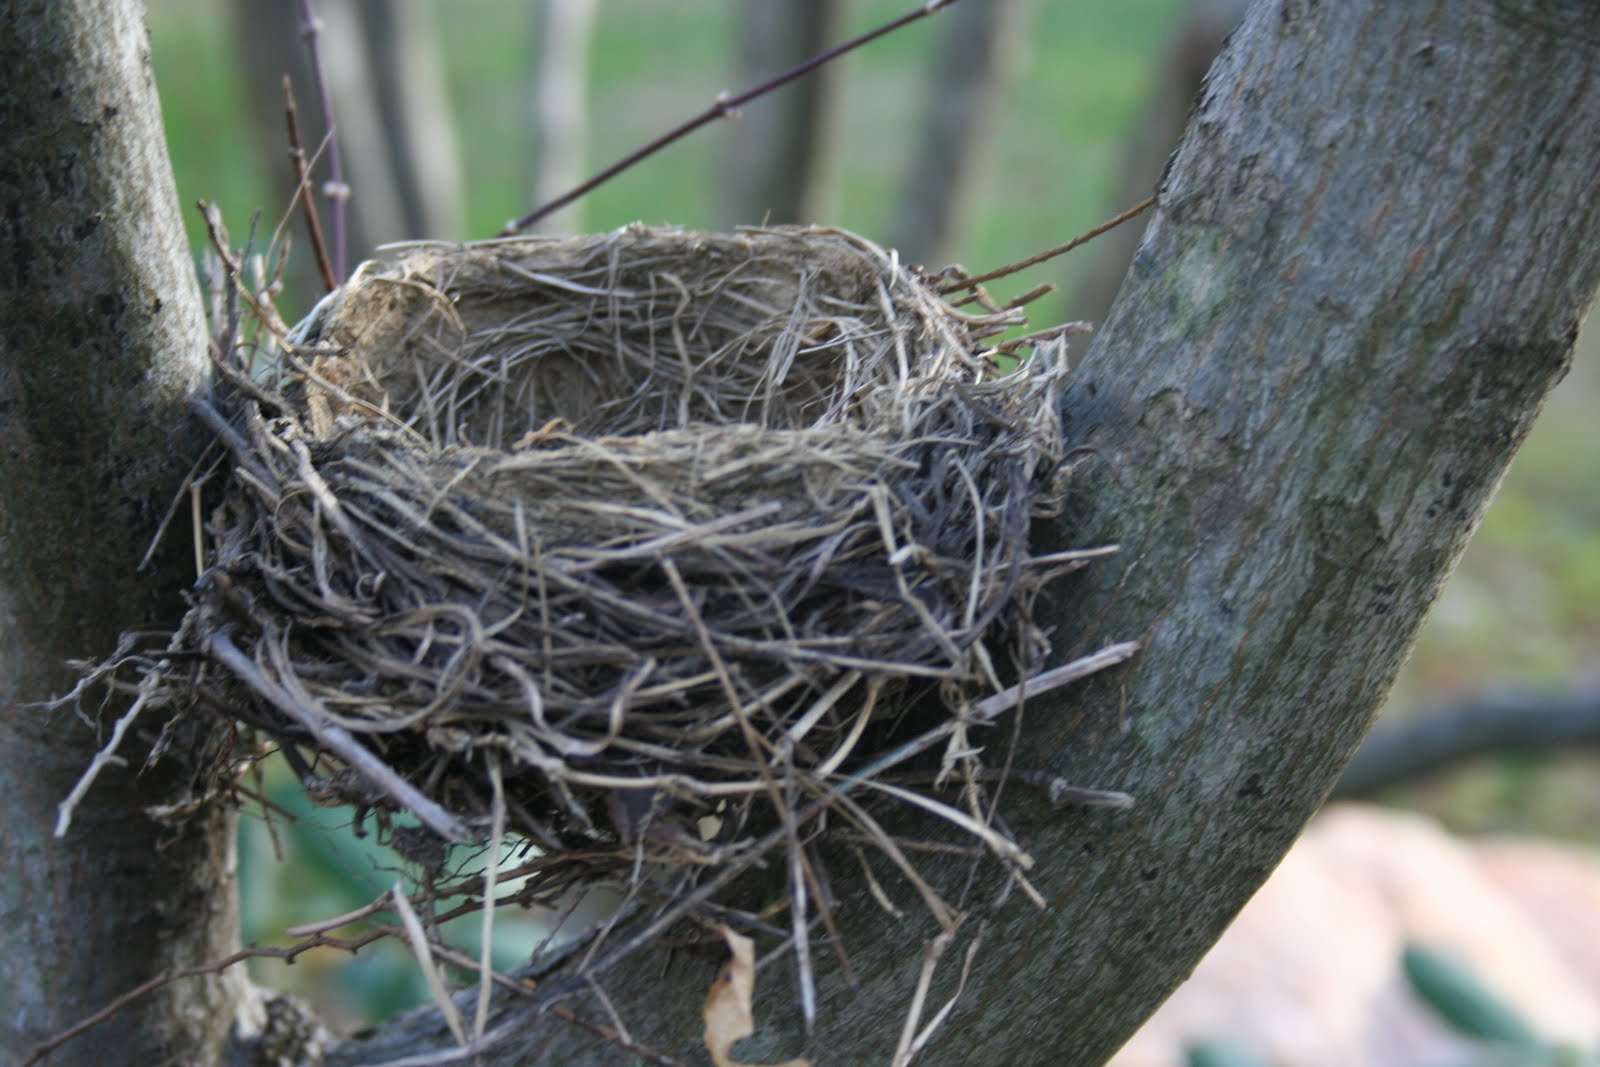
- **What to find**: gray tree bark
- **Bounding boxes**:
[7,0,1600,1065]
[718,0,842,227]
[330,0,1600,1062]
[0,2,244,1065]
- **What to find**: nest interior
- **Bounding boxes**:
[186,225,1072,879]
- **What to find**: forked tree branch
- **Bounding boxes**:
[331,2,1600,1061]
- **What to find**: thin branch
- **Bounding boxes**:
[474,757,507,1041]
[53,617,201,837]
[499,0,967,235]
[22,916,689,1067]
[283,74,338,293]
[297,0,348,279]
[938,196,1155,294]
[20,936,376,1067]
[968,641,1143,719]
[392,881,469,1047]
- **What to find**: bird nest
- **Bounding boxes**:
[95,225,1108,906]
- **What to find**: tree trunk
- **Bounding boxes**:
[356,0,466,243]
[0,3,244,1065]
[528,0,598,235]
[717,0,841,227]
[890,0,1025,269]
[329,0,1600,1062]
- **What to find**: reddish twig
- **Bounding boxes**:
[19,932,379,1067]
[939,195,1156,294]
[21,903,688,1067]
[499,0,967,236]
[282,75,338,293]
[297,0,348,280]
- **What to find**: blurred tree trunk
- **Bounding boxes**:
[528,0,598,235]
[0,3,244,1065]
[718,0,842,227]
[8,0,1600,1064]
[1335,684,1600,798]
[890,0,1025,268]
[355,0,466,243]
[1067,0,1248,324]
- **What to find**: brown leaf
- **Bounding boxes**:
[702,926,811,1067]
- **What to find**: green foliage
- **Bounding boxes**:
[1402,943,1542,1047]
[1402,943,1600,1067]
[1185,1038,1273,1067]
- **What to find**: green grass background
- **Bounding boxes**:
[143,0,1599,1023]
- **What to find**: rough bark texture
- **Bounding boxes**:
[329,0,1600,1063]
[717,0,841,227]
[0,2,242,1064]
[890,0,1024,268]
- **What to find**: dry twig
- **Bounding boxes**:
[501,0,968,234]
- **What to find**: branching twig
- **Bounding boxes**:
[20,933,380,1067]
[53,617,201,838]
[282,74,338,292]
[297,0,348,280]
[938,196,1156,295]
[499,0,968,235]
[22,910,689,1067]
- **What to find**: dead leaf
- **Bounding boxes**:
[702,926,811,1067]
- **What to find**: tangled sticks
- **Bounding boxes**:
[123,225,1123,957]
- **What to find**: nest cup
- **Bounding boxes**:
[199,225,1069,866]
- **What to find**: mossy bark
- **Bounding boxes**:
[0,2,243,1064]
[331,1,1600,1063]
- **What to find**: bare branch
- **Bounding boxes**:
[1335,683,1600,798]
[500,0,967,235]
[296,0,349,279]
[282,74,338,293]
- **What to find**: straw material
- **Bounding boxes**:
[94,225,1094,913]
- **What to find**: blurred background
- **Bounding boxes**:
[144,1,1598,1061]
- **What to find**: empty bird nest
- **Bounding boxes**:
[76,223,1126,922]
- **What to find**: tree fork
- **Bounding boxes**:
[331,1,1600,1061]
[4,0,1598,1064]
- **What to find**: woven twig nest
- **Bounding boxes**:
[174,225,1076,876]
